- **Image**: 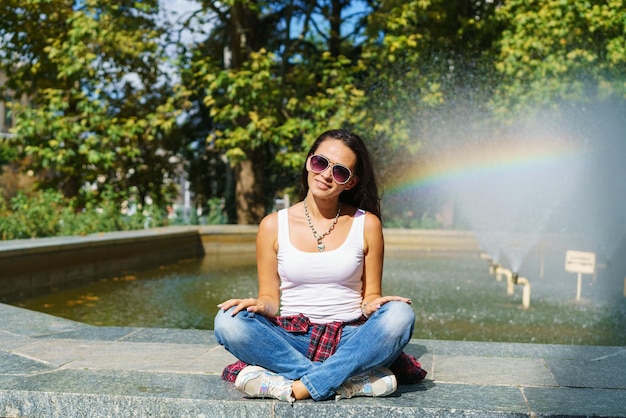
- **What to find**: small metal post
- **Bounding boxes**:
[517,276,531,309]
[505,270,514,295]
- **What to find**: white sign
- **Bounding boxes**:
[565,250,596,275]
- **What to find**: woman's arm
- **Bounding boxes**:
[361,212,384,306]
[254,212,281,315]
[360,212,411,318]
[217,212,281,316]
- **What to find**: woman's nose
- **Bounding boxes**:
[321,165,333,179]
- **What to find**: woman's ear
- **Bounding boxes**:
[343,176,359,190]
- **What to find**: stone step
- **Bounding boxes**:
[1,303,625,417]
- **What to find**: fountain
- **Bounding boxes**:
[483,255,531,309]
[6,103,626,345]
[403,101,626,310]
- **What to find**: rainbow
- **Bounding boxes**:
[383,136,587,196]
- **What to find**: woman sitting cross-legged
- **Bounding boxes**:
[214,129,426,403]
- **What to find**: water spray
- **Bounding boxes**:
[489,264,531,309]
[489,262,500,278]
[492,264,511,284]
[480,252,502,278]
[479,252,492,261]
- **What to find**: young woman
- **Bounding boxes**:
[214,129,420,403]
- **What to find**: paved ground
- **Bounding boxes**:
[1,302,625,418]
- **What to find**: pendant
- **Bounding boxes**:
[317,242,325,252]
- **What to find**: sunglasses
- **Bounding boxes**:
[308,154,353,184]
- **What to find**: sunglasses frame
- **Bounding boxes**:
[308,154,353,185]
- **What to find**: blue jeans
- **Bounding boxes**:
[214,301,415,401]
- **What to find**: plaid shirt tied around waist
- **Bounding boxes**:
[221,313,427,385]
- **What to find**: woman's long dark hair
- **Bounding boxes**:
[299,129,382,220]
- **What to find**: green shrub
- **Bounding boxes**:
[0,189,168,240]
[0,189,69,239]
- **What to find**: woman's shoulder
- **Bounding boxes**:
[258,204,302,231]
[363,210,381,226]
[340,204,377,223]
[258,210,280,234]
[360,210,383,254]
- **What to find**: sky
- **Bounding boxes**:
[160,0,212,46]
[159,0,372,46]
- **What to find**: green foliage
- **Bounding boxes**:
[201,48,367,154]
[1,0,181,210]
[175,0,389,223]
[0,140,17,165]
[203,49,290,165]
[2,0,624,231]
[358,0,504,224]
[204,197,228,225]
[0,189,69,239]
[493,0,626,115]
[0,188,167,240]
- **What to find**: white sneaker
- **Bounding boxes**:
[234,365,295,403]
[336,367,397,399]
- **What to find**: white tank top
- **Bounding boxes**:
[277,207,365,324]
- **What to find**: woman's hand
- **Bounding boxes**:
[217,298,270,316]
[361,296,412,318]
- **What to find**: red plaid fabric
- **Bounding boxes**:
[274,314,367,361]
[221,314,427,384]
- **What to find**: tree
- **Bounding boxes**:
[180,0,369,224]
[9,0,621,232]
[0,0,180,210]
[493,0,626,114]
[358,0,505,223]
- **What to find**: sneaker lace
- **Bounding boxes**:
[336,376,369,399]
[262,374,295,404]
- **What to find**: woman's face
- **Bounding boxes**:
[306,138,359,196]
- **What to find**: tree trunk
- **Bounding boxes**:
[229,1,245,69]
[234,148,265,224]
[329,0,342,57]
[227,1,265,224]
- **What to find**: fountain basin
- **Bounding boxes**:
[0,226,477,302]
[6,227,626,346]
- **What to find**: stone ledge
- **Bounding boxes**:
[1,303,625,418]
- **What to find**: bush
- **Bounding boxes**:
[0,189,70,239]
[0,189,168,240]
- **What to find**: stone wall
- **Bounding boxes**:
[0,225,480,302]
[0,227,203,302]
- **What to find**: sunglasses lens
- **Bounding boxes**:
[333,166,351,184]
[310,155,329,173]
[309,154,352,184]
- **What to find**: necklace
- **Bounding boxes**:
[303,198,341,252]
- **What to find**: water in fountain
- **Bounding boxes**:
[552,102,626,265]
[410,101,626,281]
[444,122,586,272]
